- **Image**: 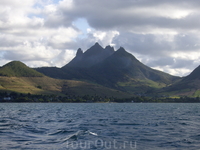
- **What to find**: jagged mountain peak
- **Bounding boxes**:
[105,45,115,53]
[94,47,141,72]
[64,43,115,68]
[113,47,136,59]
[62,43,179,85]
[36,43,181,95]
[94,42,100,46]
[84,42,104,56]
[91,42,103,50]
[76,48,83,57]
[118,46,126,51]
[105,45,112,48]
[116,47,127,54]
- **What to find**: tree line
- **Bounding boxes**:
[0,92,200,103]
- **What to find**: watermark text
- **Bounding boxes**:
[66,139,137,149]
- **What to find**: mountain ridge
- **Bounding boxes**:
[0,43,199,97]
[36,43,181,94]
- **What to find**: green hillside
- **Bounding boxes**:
[0,61,44,77]
[0,61,130,98]
[160,66,200,97]
[0,76,62,95]
[0,76,130,98]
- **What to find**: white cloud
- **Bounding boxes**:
[58,0,74,9]
[51,49,76,67]
[1,0,200,77]
[88,29,119,47]
[2,42,59,61]
[48,27,80,49]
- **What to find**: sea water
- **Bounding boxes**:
[0,103,200,150]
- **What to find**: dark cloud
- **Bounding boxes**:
[147,57,175,67]
[113,32,172,57]
[113,32,200,57]
[172,58,195,69]
[1,0,200,76]
[56,0,200,31]
[44,13,73,28]
[173,34,200,51]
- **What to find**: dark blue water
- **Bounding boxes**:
[0,103,200,150]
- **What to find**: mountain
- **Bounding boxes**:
[35,67,66,79]
[64,42,114,68]
[87,47,180,92]
[91,47,176,82]
[0,61,44,77]
[0,61,129,98]
[36,42,115,80]
[37,42,115,81]
[36,43,180,94]
[1,43,199,98]
[0,61,63,94]
[183,65,200,81]
[0,43,199,98]
[161,65,200,97]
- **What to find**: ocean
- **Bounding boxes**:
[0,103,200,150]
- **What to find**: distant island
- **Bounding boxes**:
[0,43,200,103]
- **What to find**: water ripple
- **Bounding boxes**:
[0,103,200,149]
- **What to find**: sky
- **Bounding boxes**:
[1,0,200,77]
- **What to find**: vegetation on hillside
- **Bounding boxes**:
[0,61,44,77]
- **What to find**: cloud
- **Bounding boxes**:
[113,32,200,55]
[0,0,80,68]
[0,0,200,76]
[62,0,200,32]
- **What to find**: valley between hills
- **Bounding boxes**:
[0,43,200,102]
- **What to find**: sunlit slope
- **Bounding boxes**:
[0,61,60,94]
[0,61,44,77]
[0,61,130,98]
[0,76,63,95]
[159,65,200,97]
